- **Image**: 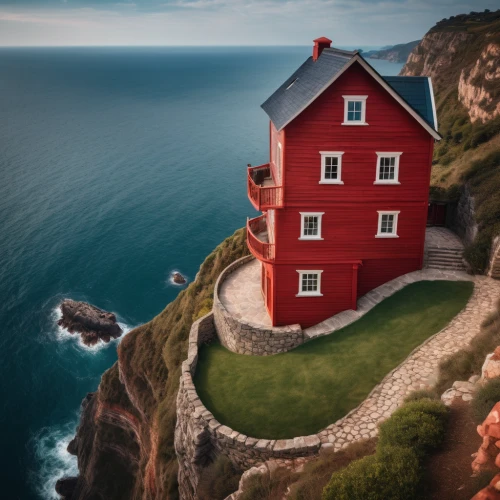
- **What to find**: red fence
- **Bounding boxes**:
[247,215,275,262]
[247,164,283,210]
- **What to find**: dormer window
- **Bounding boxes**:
[342,96,368,125]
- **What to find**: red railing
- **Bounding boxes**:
[247,215,275,262]
[247,164,283,211]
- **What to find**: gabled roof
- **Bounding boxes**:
[261,48,440,140]
[261,48,355,132]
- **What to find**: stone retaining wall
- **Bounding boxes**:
[213,255,303,355]
[174,312,320,500]
[451,184,478,246]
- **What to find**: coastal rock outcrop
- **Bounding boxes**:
[58,299,122,346]
[172,272,187,284]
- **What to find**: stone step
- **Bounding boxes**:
[427,248,464,256]
[427,255,462,262]
[427,264,466,270]
[427,258,465,265]
[427,261,465,268]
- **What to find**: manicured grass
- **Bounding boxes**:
[194,281,473,439]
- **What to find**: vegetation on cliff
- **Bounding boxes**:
[73,228,249,499]
[400,9,500,273]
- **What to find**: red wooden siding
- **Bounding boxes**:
[273,264,353,328]
[250,60,435,328]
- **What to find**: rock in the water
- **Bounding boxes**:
[55,476,78,499]
[172,272,187,284]
[58,300,122,346]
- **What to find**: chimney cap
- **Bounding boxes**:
[313,37,332,44]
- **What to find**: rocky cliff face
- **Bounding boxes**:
[400,11,500,124]
[458,43,500,123]
[60,229,249,500]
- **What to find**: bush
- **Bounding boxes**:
[378,400,448,459]
[464,233,492,273]
[322,446,420,500]
[239,467,298,500]
[472,378,500,424]
[197,455,241,500]
[404,389,439,403]
[289,439,377,500]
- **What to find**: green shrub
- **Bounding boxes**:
[197,455,241,500]
[472,378,500,423]
[378,400,448,458]
[239,466,298,500]
[322,446,420,500]
[289,439,377,500]
[404,389,439,403]
[464,234,492,273]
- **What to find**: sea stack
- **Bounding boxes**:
[58,299,123,346]
[172,272,187,284]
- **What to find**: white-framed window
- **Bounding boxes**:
[374,152,402,184]
[342,95,368,125]
[296,270,323,297]
[319,152,344,184]
[299,212,324,240]
[376,211,400,238]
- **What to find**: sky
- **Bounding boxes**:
[0,0,497,47]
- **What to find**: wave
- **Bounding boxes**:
[30,420,78,500]
[51,304,135,354]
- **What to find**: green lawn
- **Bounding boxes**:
[194,280,473,439]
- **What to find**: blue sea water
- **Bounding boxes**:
[0,47,403,499]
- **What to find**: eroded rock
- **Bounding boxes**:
[58,300,122,346]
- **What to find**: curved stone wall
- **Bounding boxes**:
[175,267,486,500]
[213,255,303,355]
[174,312,320,500]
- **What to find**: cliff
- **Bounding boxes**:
[400,9,500,187]
[63,229,249,500]
[363,40,420,63]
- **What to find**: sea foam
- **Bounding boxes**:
[51,304,134,353]
[31,421,78,500]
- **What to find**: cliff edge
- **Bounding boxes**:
[61,229,249,500]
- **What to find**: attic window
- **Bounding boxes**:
[342,95,368,125]
[286,78,298,90]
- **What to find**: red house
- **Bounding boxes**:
[246,38,440,328]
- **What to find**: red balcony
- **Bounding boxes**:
[247,164,283,211]
[246,214,275,262]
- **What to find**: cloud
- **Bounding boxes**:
[0,0,497,46]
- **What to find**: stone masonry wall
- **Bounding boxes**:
[174,311,321,500]
[213,255,304,355]
[451,184,478,246]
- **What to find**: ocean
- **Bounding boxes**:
[0,47,403,499]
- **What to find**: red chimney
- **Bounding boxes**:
[313,37,332,61]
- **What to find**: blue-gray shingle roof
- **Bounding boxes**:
[382,76,436,129]
[261,48,356,131]
[261,48,438,136]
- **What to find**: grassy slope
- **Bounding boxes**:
[98,228,249,498]
[195,280,473,439]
